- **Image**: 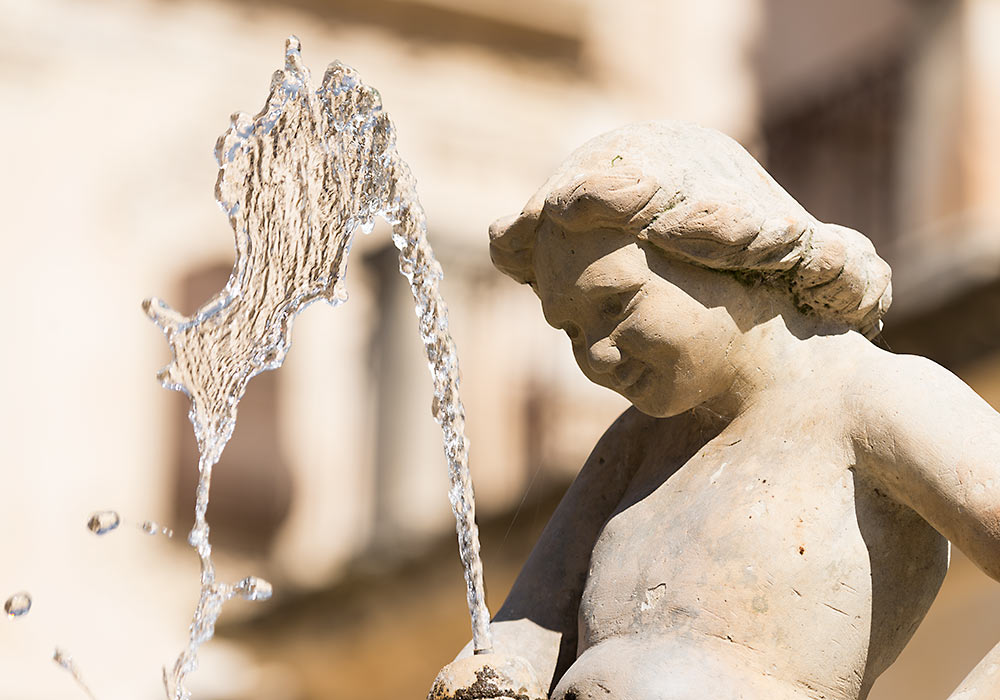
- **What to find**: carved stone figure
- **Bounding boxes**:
[429,122,1000,700]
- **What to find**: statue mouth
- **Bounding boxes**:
[617,365,648,394]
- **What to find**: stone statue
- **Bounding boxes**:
[429,122,1000,700]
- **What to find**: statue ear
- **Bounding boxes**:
[547,167,663,231]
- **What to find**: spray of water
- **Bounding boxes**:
[144,36,492,699]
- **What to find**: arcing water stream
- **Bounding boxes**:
[144,36,493,699]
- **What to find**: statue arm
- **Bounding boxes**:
[852,355,1000,700]
[946,638,1000,699]
[854,354,1000,583]
[455,406,656,690]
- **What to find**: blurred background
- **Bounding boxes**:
[1,0,999,698]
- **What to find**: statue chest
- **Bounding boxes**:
[577,430,947,692]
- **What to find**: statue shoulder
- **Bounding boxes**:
[844,348,967,425]
[581,407,699,484]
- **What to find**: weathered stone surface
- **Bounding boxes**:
[432,121,1000,699]
[428,654,547,700]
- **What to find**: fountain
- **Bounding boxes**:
[143,37,493,699]
[3,21,996,700]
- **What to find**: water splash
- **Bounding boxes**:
[4,591,31,618]
[86,511,121,535]
[53,647,99,700]
[145,36,492,698]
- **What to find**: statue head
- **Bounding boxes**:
[489,121,893,416]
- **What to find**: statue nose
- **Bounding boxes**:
[587,337,622,373]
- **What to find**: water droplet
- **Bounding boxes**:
[52,647,72,669]
[4,591,31,617]
[53,647,98,700]
[141,520,174,538]
[234,576,272,602]
[87,510,121,535]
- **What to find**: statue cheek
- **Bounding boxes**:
[625,322,679,362]
[613,313,655,346]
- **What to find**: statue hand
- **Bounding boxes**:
[428,653,548,700]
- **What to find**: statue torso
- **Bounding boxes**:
[558,395,949,700]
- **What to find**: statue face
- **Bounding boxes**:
[532,223,743,418]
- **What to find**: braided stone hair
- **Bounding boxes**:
[489,121,892,339]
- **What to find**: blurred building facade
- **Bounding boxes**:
[0,0,998,699]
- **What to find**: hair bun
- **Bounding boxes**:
[792,223,892,338]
